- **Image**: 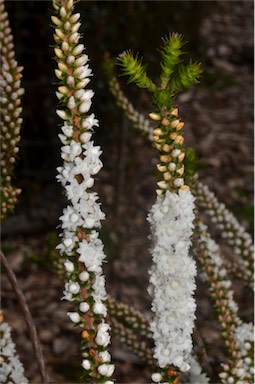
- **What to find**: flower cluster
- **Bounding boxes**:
[52,0,114,381]
[0,320,28,384]
[193,177,254,289]
[150,108,187,196]
[0,0,24,220]
[233,323,254,382]
[147,188,196,372]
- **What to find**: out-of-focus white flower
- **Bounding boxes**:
[0,322,28,384]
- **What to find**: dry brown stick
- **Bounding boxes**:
[0,249,50,383]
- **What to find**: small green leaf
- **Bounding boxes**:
[118,50,156,92]
[170,60,202,92]
[160,33,185,88]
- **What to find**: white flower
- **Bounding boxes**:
[81,113,99,130]
[99,351,111,363]
[95,322,111,347]
[98,363,115,377]
[79,99,92,114]
[79,302,90,312]
[68,282,80,294]
[93,302,107,316]
[61,140,82,162]
[64,259,74,272]
[151,372,162,382]
[67,312,80,323]
[79,271,90,282]
[77,239,105,272]
[0,322,28,384]
[81,359,91,370]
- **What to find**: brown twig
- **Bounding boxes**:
[0,249,50,383]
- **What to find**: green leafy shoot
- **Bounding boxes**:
[160,33,185,88]
[170,60,202,93]
[117,50,156,92]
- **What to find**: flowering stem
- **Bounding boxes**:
[0,0,24,220]
[0,250,50,383]
[118,35,200,380]
[52,0,114,381]
[192,219,249,383]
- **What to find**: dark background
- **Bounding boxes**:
[2,1,254,383]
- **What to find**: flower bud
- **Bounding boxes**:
[156,164,167,172]
[70,13,80,24]
[64,21,71,31]
[79,100,91,114]
[66,0,74,10]
[170,119,180,128]
[82,359,91,370]
[58,62,68,73]
[61,41,69,52]
[74,54,89,67]
[51,15,61,26]
[68,282,80,294]
[176,121,184,130]
[79,271,89,282]
[163,172,171,181]
[149,112,161,121]
[67,312,80,323]
[64,260,74,272]
[67,76,75,87]
[178,152,185,162]
[151,373,162,383]
[69,32,79,44]
[174,178,184,187]
[55,28,65,39]
[67,96,75,109]
[60,6,67,18]
[160,154,170,163]
[171,149,181,158]
[56,109,68,120]
[157,181,168,189]
[58,86,69,95]
[66,55,75,64]
[153,128,162,136]
[168,162,176,171]
[72,44,84,56]
[79,302,90,312]
[71,22,81,33]
[54,47,64,59]
[170,107,178,116]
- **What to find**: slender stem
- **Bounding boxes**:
[0,249,50,383]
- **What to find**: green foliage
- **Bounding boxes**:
[118,35,202,110]
[117,50,156,92]
[160,33,185,88]
[170,60,202,93]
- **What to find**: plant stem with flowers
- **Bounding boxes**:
[118,34,201,383]
[52,0,114,382]
[0,0,24,221]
